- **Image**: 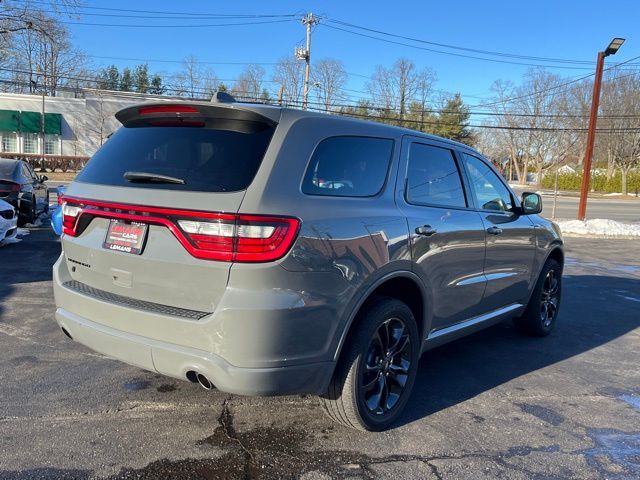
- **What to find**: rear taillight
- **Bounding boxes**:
[177,215,299,262]
[0,182,20,195]
[62,202,82,232]
[61,197,300,263]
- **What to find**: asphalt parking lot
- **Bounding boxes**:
[1,227,639,479]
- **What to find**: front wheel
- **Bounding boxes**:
[320,297,420,431]
[514,258,562,337]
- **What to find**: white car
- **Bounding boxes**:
[0,199,18,242]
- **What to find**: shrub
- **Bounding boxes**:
[541,171,640,194]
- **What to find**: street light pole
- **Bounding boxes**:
[577,38,625,220]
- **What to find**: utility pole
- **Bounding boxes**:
[577,37,625,220]
[296,13,319,110]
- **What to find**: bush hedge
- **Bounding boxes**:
[541,171,640,194]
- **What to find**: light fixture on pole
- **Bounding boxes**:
[577,37,625,220]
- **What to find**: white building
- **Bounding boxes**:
[0,90,174,158]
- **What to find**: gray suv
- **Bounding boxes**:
[53,100,563,431]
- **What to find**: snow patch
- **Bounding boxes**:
[17,228,30,236]
[557,219,640,238]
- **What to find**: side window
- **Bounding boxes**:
[22,163,34,182]
[462,153,513,212]
[302,136,393,197]
[406,143,466,208]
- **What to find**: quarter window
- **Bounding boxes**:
[302,136,393,197]
[462,153,513,212]
[406,143,466,208]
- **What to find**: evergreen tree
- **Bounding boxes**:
[434,94,475,145]
[119,67,133,92]
[259,88,272,104]
[133,64,149,93]
[148,74,165,95]
[96,65,120,90]
[217,83,228,93]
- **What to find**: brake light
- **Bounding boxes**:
[62,202,82,231]
[0,182,20,193]
[61,197,300,263]
[138,105,199,115]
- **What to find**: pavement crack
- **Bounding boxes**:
[217,397,255,474]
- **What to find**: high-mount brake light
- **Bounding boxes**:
[138,105,200,115]
[61,197,300,263]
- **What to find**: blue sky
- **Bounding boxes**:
[64,0,640,105]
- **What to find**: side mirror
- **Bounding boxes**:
[521,192,542,214]
[39,175,48,183]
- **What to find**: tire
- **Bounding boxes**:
[514,258,562,337]
[18,198,36,227]
[320,297,420,431]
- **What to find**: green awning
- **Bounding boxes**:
[0,110,20,132]
[44,113,62,135]
[20,111,41,133]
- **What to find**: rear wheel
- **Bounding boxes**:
[514,258,562,337]
[18,197,36,227]
[320,297,420,431]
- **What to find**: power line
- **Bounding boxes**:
[326,18,596,66]
[322,23,610,71]
[10,0,299,18]
[58,18,296,28]
[3,66,639,122]
[471,55,640,109]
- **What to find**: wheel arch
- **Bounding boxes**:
[332,271,431,363]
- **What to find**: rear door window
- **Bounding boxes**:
[406,143,467,208]
[302,136,393,197]
[76,124,275,192]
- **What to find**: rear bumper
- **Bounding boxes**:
[55,307,334,396]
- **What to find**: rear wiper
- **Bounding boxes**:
[123,171,185,185]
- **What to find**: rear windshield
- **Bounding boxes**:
[0,162,17,179]
[76,124,274,192]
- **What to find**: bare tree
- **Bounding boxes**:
[172,55,205,98]
[311,58,346,111]
[368,58,420,120]
[272,56,304,106]
[232,64,265,101]
[1,0,81,37]
[599,72,640,195]
[6,10,87,96]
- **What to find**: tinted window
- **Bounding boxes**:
[462,153,513,212]
[76,125,274,192]
[302,136,393,197]
[0,161,17,180]
[406,143,466,208]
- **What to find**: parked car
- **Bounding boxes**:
[53,100,563,431]
[0,198,18,243]
[0,158,49,226]
[50,185,67,236]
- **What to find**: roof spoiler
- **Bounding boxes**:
[115,101,279,127]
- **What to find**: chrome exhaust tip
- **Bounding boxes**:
[196,373,213,390]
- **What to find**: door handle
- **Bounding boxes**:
[487,226,503,235]
[415,225,437,237]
